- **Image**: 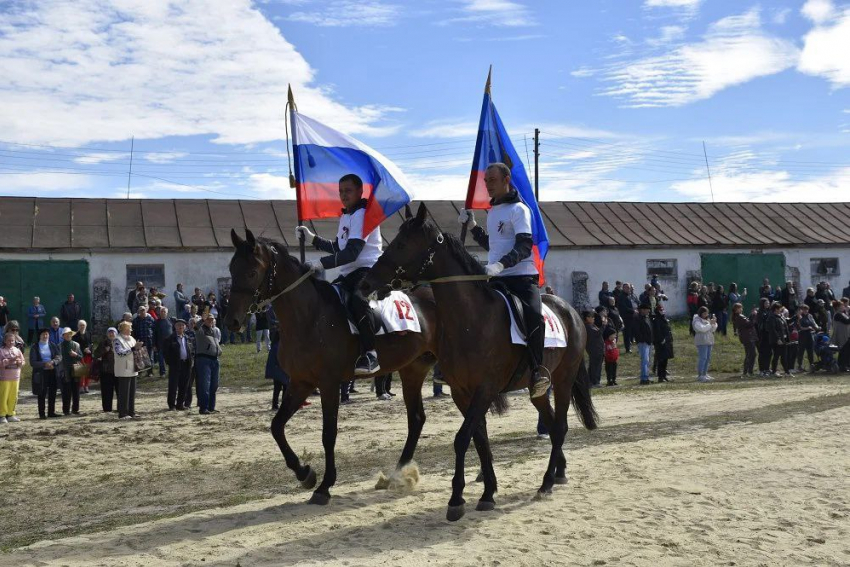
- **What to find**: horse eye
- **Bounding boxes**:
[249,270,258,279]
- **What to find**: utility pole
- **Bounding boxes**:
[126,136,135,199]
[534,128,540,201]
[702,140,715,203]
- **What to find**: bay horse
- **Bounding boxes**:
[225,229,438,505]
[359,203,597,521]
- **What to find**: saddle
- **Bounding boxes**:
[489,281,529,338]
[333,285,384,334]
[332,285,421,335]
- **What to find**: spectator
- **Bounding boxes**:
[164,319,193,411]
[174,283,189,316]
[612,281,623,301]
[191,287,206,314]
[255,307,270,353]
[698,286,710,312]
[194,313,222,415]
[27,296,47,344]
[432,362,449,398]
[593,306,608,336]
[760,278,773,301]
[75,320,93,394]
[780,282,798,316]
[635,303,653,385]
[0,331,25,423]
[755,297,772,376]
[60,327,83,415]
[831,300,850,371]
[650,274,660,291]
[583,310,603,387]
[784,307,798,373]
[796,304,818,373]
[153,307,173,378]
[148,299,161,321]
[616,283,636,354]
[48,317,63,346]
[711,285,729,336]
[652,303,673,383]
[767,302,790,377]
[59,293,82,330]
[686,281,700,335]
[606,296,623,337]
[728,283,747,308]
[0,296,9,344]
[3,321,24,350]
[266,323,292,409]
[113,321,138,420]
[149,286,166,302]
[598,281,612,308]
[732,303,758,377]
[374,374,394,401]
[132,306,154,377]
[206,292,220,319]
[129,284,149,314]
[30,328,62,419]
[93,328,118,413]
[693,306,718,382]
[603,326,619,387]
[127,281,144,312]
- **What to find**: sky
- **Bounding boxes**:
[0,0,848,204]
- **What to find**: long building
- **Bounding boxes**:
[1,197,849,334]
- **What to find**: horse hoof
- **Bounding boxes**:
[309,491,330,506]
[300,467,317,490]
[476,500,495,512]
[446,504,466,522]
[534,489,553,501]
[475,471,484,483]
[554,476,568,485]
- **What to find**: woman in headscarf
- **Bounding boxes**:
[94,327,119,412]
[114,321,139,420]
[75,320,93,394]
[30,328,62,418]
[60,327,83,415]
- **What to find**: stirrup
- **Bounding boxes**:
[354,353,380,376]
[530,365,552,398]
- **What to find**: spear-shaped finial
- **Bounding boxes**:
[287,84,297,112]
[484,65,492,95]
[287,84,298,189]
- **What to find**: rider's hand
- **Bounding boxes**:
[485,262,504,277]
[295,226,316,242]
[306,260,325,276]
[457,209,476,230]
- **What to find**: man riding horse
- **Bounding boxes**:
[458,162,551,398]
[295,173,382,375]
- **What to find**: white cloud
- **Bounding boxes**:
[0,172,96,192]
[601,9,800,107]
[142,152,189,164]
[442,0,536,27]
[0,0,397,147]
[287,1,400,27]
[74,152,128,165]
[410,121,479,139]
[798,1,850,87]
[646,25,686,46]
[644,0,701,8]
[248,172,297,199]
[404,173,468,200]
[570,67,596,78]
[671,167,850,202]
[772,7,792,24]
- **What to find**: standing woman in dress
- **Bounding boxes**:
[94,327,118,412]
[75,320,93,394]
[0,332,25,423]
[60,327,83,415]
[114,321,139,420]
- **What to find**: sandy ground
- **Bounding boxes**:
[2,376,849,566]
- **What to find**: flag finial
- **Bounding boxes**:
[287,84,297,111]
[485,65,492,95]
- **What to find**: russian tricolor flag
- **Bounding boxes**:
[465,77,549,283]
[291,112,415,235]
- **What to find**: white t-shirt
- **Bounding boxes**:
[337,207,382,276]
[486,200,537,277]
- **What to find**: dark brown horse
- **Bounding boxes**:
[359,204,597,521]
[225,229,438,505]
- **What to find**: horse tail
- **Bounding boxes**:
[489,393,509,416]
[571,357,598,430]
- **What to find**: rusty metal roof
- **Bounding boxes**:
[1,196,849,251]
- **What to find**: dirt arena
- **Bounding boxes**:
[2,375,849,566]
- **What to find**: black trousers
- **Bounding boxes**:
[100,373,117,411]
[374,374,392,396]
[338,268,376,353]
[587,354,603,386]
[117,376,136,417]
[742,342,757,375]
[797,333,814,367]
[622,316,634,352]
[771,344,788,373]
[605,361,617,385]
[757,336,772,372]
[62,378,80,414]
[657,355,669,380]
[37,371,58,417]
[185,368,195,408]
[272,381,286,407]
[495,275,544,372]
[167,360,192,408]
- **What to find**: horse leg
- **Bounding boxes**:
[395,365,427,469]
[471,416,497,512]
[532,392,558,495]
[544,375,571,495]
[447,388,490,522]
[309,387,341,505]
[270,380,316,489]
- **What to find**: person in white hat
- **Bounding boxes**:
[113,321,139,419]
[60,327,83,415]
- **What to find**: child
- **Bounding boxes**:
[583,310,604,387]
[603,326,619,386]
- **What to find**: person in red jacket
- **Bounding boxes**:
[603,326,619,387]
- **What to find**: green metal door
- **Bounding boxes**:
[0,260,90,338]
[701,253,785,312]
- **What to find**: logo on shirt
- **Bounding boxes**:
[341,226,349,240]
[497,221,505,234]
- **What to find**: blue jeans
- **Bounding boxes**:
[195,356,220,412]
[697,344,712,376]
[638,343,651,381]
[157,348,166,376]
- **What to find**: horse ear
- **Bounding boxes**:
[404,204,413,219]
[230,228,244,248]
[415,202,428,222]
[245,228,256,246]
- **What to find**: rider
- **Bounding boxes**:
[295,173,382,376]
[457,162,551,398]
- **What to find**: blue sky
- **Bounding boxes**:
[0,0,848,203]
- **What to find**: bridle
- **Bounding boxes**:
[230,244,313,314]
[387,231,490,291]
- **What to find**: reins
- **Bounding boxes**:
[234,244,314,314]
[388,231,491,291]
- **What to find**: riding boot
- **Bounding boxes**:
[527,325,550,398]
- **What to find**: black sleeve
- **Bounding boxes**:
[319,239,365,270]
[498,233,533,268]
[312,235,339,255]
[470,225,489,251]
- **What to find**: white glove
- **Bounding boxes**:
[457,209,476,229]
[295,225,316,242]
[306,260,324,273]
[485,262,504,277]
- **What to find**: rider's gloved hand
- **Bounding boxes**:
[457,209,476,230]
[485,262,504,277]
[306,260,324,274]
[295,225,316,242]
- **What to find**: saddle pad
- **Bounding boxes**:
[332,286,421,335]
[496,292,567,348]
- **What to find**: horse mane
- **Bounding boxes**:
[442,232,486,276]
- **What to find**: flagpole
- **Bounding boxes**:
[461,65,492,245]
[287,85,306,263]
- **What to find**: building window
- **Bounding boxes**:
[811,258,839,277]
[647,259,677,280]
[126,264,165,292]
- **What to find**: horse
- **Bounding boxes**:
[225,229,439,505]
[359,203,598,521]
